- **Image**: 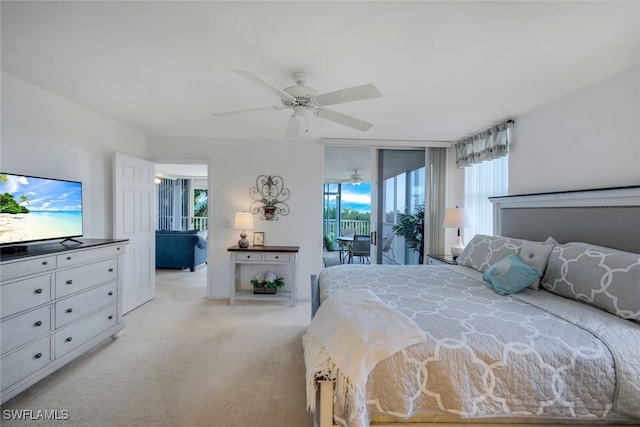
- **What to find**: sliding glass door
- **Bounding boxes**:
[376,149,425,264]
[375,148,446,265]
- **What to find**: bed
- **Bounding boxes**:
[304,186,640,427]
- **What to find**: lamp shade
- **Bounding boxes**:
[234,212,254,230]
[443,207,472,228]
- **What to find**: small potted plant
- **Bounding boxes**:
[251,271,285,294]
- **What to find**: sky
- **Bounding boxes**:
[1,174,83,212]
[340,182,371,212]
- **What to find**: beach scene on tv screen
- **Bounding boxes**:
[0,174,83,244]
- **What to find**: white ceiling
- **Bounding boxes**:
[2,1,638,147]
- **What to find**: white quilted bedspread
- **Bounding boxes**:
[314,264,640,426]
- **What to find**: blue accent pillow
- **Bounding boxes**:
[483,253,541,295]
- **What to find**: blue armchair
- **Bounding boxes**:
[155,230,207,271]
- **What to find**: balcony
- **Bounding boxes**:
[324,219,370,237]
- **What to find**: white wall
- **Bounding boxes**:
[146,136,324,300]
[509,64,640,194]
[1,73,146,239]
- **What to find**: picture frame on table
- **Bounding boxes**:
[253,232,264,246]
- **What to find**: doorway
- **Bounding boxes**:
[322,146,372,266]
[154,162,209,295]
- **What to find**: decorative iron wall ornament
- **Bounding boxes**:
[249,175,290,221]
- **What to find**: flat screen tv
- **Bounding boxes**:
[0,172,83,246]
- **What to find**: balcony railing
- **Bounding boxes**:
[324,219,370,237]
[158,216,208,232]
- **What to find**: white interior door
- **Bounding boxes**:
[114,152,156,314]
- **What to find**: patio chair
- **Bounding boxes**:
[349,234,371,264]
[338,228,356,263]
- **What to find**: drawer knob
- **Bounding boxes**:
[67,256,72,260]
[34,320,43,327]
[66,308,73,313]
[247,255,251,259]
[108,315,114,320]
[108,291,114,296]
[275,256,279,259]
[108,268,114,272]
[34,353,43,359]
[66,280,73,285]
[35,288,43,294]
[42,261,48,266]
[65,337,72,342]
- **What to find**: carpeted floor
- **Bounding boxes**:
[1,268,314,427]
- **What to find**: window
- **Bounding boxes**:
[157,178,208,231]
[463,155,508,241]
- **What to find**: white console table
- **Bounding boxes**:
[0,239,127,403]
[228,245,299,307]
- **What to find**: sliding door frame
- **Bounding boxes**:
[322,139,450,265]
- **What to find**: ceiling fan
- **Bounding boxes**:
[350,170,363,185]
[324,169,366,185]
[213,70,381,138]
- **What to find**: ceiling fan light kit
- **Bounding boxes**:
[350,170,363,185]
[213,70,381,138]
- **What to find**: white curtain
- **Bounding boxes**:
[455,119,514,168]
[464,155,508,241]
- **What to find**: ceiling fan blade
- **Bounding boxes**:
[212,105,285,118]
[315,108,373,132]
[233,70,296,102]
[285,114,302,138]
[312,84,381,106]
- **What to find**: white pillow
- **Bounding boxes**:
[518,241,554,290]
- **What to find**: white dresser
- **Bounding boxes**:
[0,239,127,404]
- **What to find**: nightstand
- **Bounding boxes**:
[427,254,458,265]
[228,245,299,307]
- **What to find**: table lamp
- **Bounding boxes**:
[443,206,472,257]
[234,212,254,248]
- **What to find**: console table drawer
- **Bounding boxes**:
[1,274,53,318]
[55,259,118,298]
[1,305,52,352]
[56,244,125,268]
[55,281,117,328]
[55,305,118,358]
[1,336,51,390]
[235,252,262,261]
[1,256,56,282]
[263,253,291,262]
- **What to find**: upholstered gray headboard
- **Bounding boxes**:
[490,186,640,254]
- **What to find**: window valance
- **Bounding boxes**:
[454,119,514,168]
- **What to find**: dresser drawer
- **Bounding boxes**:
[1,256,56,282]
[55,305,118,358]
[235,252,262,261]
[1,274,53,318]
[55,259,118,298]
[263,252,291,262]
[1,305,52,352]
[55,281,117,328]
[1,336,51,390]
[56,244,125,269]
